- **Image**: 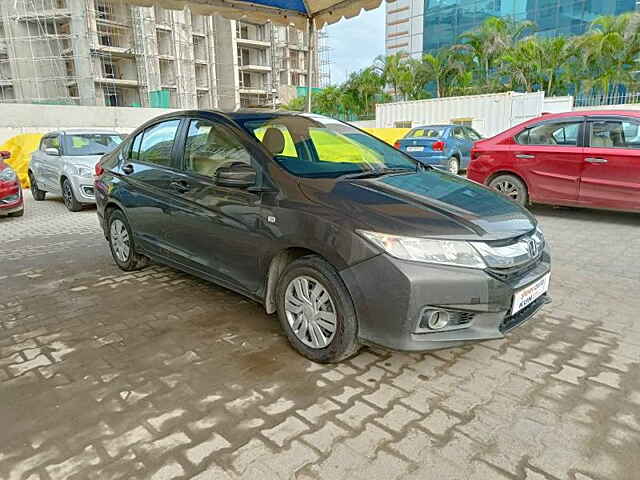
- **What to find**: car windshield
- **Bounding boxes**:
[238,114,416,178]
[64,134,123,156]
[406,127,446,138]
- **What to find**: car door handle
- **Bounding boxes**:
[122,163,134,175]
[170,180,191,193]
[585,157,608,164]
[516,154,535,159]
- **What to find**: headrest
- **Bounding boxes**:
[262,127,285,155]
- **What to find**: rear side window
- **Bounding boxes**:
[452,127,465,140]
[465,128,482,141]
[589,119,640,149]
[136,120,181,167]
[516,121,581,146]
[183,119,252,177]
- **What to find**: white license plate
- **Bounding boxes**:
[511,273,550,315]
[406,146,424,152]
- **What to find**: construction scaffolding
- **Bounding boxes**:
[318,28,331,88]
[0,0,321,109]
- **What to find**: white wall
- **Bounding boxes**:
[573,103,640,112]
[375,91,548,137]
[0,103,179,144]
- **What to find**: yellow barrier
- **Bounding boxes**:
[362,128,410,145]
[0,134,43,188]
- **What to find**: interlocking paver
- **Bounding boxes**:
[1,195,640,480]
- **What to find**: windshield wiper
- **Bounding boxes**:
[337,167,416,181]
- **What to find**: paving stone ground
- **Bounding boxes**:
[1,193,639,480]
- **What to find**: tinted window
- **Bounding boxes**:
[138,120,180,166]
[184,119,251,177]
[64,134,123,156]
[590,119,640,149]
[465,128,482,141]
[452,127,465,140]
[516,121,581,146]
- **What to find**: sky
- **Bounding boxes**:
[325,5,385,85]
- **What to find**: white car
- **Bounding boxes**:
[28,129,125,211]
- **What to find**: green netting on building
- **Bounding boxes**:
[149,90,170,108]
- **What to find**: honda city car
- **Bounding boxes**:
[94,111,551,362]
[395,124,482,174]
[29,129,124,211]
[0,150,24,218]
[468,110,640,212]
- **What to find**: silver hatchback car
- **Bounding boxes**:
[28,129,124,211]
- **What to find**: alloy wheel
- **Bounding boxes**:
[110,219,131,263]
[284,276,337,349]
[63,181,73,208]
[494,180,520,201]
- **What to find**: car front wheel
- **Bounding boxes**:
[29,172,46,201]
[107,209,149,271]
[489,174,528,206]
[276,255,359,363]
[62,178,82,212]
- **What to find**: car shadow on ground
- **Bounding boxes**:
[529,204,640,226]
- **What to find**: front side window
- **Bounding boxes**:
[64,134,123,156]
[516,121,582,146]
[184,119,251,177]
[452,127,465,140]
[239,114,416,178]
[137,120,180,167]
[589,119,640,149]
[41,136,60,152]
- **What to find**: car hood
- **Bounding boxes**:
[63,155,104,167]
[298,170,537,241]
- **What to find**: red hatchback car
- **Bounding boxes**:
[0,151,24,218]
[468,110,640,212]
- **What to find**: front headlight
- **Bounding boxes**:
[0,167,17,182]
[70,165,93,178]
[358,230,487,269]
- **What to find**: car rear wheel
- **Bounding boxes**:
[62,178,82,212]
[489,174,528,206]
[276,255,359,363]
[447,157,460,175]
[107,210,149,271]
[29,172,46,201]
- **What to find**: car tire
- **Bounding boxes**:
[489,174,528,206]
[276,255,359,363]
[107,209,149,271]
[62,178,82,212]
[8,207,24,217]
[447,157,460,175]
[29,172,46,201]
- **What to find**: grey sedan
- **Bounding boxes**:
[28,130,125,211]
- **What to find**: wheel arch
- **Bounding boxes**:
[103,200,130,239]
[486,170,531,203]
[264,247,327,314]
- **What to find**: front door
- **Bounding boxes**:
[116,118,185,256]
[165,115,270,295]
[512,118,585,204]
[451,126,471,165]
[579,117,640,211]
[39,135,63,191]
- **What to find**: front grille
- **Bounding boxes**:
[486,255,543,282]
[500,294,548,333]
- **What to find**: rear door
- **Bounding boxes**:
[451,126,470,165]
[116,118,185,256]
[463,127,483,168]
[511,118,585,204]
[579,116,640,211]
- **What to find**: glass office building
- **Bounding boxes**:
[423,0,638,52]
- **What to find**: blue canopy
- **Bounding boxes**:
[122,0,385,28]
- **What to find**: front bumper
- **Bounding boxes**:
[0,188,23,215]
[68,174,96,204]
[340,250,551,352]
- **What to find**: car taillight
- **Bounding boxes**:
[432,141,444,151]
[393,141,401,149]
[94,163,104,176]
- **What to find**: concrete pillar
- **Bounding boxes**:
[70,0,97,105]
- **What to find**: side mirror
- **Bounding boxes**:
[0,151,10,160]
[45,147,60,156]
[215,163,257,188]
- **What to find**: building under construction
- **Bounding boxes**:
[0,0,324,110]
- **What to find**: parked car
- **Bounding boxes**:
[394,124,483,175]
[0,150,24,218]
[28,129,124,211]
[95,111,550,363]
[468,110,640,212]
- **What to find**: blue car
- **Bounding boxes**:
[396,125,483,175]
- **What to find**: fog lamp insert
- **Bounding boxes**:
[424,309,450,330]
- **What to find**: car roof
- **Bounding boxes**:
[45,129,122,136]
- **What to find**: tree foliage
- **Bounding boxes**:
[284,12,640,117]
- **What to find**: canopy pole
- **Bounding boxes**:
[305,17,315,113]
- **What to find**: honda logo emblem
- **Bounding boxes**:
[526,238,539,258]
